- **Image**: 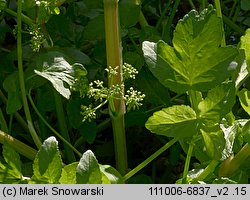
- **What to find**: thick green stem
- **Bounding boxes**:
[111,114,127,175]
[219,144,250,177]
[17,0,41,148]
[53,91,76,163]
[123,137,178,181]
[0,130,37,160]
[103,0,127,175]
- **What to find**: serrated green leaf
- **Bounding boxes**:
[3,72,22,114]
[145,105,198,139]
[100,165,123,184]
[241,29,250,70]
[201,129,225,160]
[2,141,22,179]
[32,137,62,183]
[198,83,235,125]
[59,162,78,184]
[76,150,102,183]
[238,88,250,116]
[34,51,87,99]
[142,7,238,93]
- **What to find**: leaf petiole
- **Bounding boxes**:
[123,137,178,181]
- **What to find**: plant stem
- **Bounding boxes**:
[28,92,82,158]
[17,0,41,149]
[0,130,37,160]
[195,160,219,181]
[156,0,172,30]
[0,108,8,133]
[182,90,202,183]
[223,15,245,35]
[53,91,76,162]
[188,0,196,9]
[228,0,238,19]
[139,10,149,27]
[163,0,181,43]
[201,0,207,10]
[214,0,226,47]
[103,0,128,175]
[4,7,34,26]
[219,143,250,177]
[182,142,194,183]
[123,137,178,181]
[0,89,29,133]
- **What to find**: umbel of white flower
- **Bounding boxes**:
[81,63,145,122]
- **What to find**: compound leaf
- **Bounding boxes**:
[143,6,238,93]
